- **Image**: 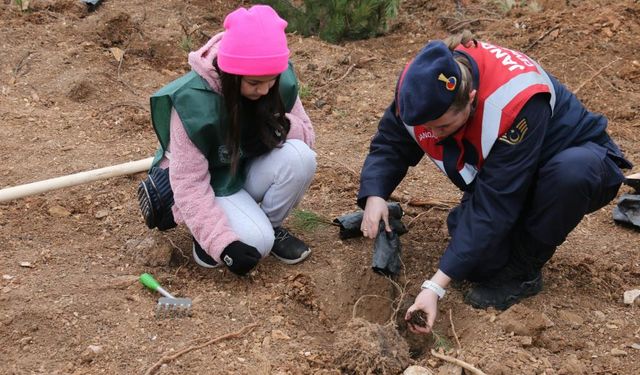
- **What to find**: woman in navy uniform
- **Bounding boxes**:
[357,31,632,333]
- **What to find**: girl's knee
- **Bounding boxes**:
[239,225,275,257]
[280,140,317,180]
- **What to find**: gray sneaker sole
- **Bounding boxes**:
[192,243,221,269]
[271,248,312,265]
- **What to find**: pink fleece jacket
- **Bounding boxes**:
[161,33,315,263]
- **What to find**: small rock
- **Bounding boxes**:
[593,310,606,321]
[94,209,109,219]
[610,348,627,357]
[271,329,290,340]
[404,365,434,375]
[623,289,640,305]
[262,335,271,348]
[19,262,34,268]
[498,304,554,336]
[129,235,172,267]
[80,345,103,363]
[558,310,584,327]
[631,343,640,350]
[2,275,14,280]
[18,336,32,345]
[48,205,71,217]
[519,336,533,347]
[559,354,587,374]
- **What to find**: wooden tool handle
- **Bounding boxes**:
[0,157,154,203]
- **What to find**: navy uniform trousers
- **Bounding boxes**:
[448,137,626,281]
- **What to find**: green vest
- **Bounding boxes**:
[149,63,299,196]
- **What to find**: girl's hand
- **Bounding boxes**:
[361,196,391,239]
[405,288,439,334]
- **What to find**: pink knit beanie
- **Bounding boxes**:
[218,5,290,76]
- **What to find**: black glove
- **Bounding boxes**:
[220,241,261,276]
[372,224,402,276]
[333,202,406,239]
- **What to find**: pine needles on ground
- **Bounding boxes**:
[289,209,335,232]
[432,330,454,352]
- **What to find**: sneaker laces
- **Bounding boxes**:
[274,227,291,241]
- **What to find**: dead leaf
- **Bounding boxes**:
[110,47,125,63]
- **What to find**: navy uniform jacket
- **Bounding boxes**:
[358,72,630,280]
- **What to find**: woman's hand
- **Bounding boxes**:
[405,288,439,334]
[361,196,391,239]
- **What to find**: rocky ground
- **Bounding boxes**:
[1,0,639,374]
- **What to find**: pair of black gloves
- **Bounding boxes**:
[220,241,261,276]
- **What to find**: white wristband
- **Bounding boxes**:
[421,280,446,299]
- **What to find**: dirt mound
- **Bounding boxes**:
[334,318,412,374]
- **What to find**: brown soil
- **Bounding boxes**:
[408,310,429,329]
[1,0,640,374]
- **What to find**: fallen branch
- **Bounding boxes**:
[430,349,487,375]
[407,198,456,209]
[144,323,258,375]
[448,309,462,350]
[522,25,560,53]
[573,57,621,95]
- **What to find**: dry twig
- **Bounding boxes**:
[317,153,359,177]
[104,101,149,113]
[144,323,258,375]
[12,51,33,81]
[573,57,621,94]
[522,25,560,53]
[407,208,434,228]
[448,309,462,350]
[448,18,498,32]
[430,349,488,375]
[320,64,357,87]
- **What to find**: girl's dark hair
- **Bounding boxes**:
[214,58,290,174]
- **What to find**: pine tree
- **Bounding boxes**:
[256,0,400,43]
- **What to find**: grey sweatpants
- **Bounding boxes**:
[215,140,316,257]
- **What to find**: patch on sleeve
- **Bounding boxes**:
[499,118,528,145]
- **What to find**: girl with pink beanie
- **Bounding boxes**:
[140,5,316,276]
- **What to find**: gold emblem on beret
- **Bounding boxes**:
[438,73,457,91]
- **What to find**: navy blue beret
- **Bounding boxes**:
[397,41,461,126]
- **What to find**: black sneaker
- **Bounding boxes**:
[192,238,220,268]
[464,269,543,310]
[271,227,311,265]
